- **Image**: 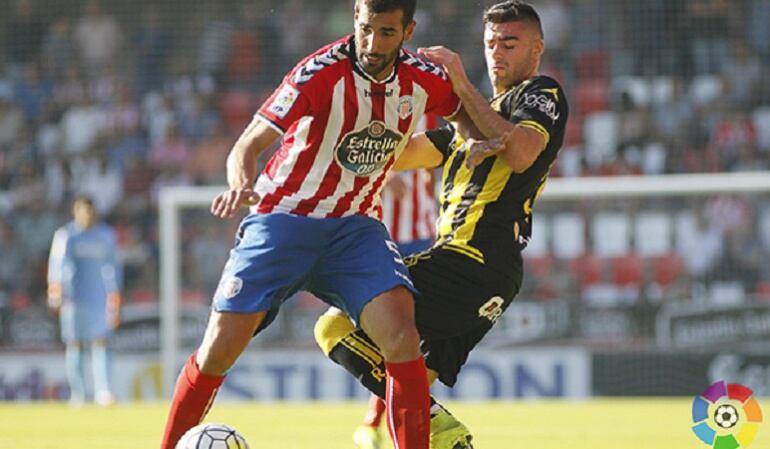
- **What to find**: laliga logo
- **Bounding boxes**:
[692,380,763,448]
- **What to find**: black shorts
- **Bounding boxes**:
[405,246,522,387]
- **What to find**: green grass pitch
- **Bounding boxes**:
[1,399,767,448]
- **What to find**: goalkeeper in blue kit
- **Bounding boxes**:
[48,196,122,406]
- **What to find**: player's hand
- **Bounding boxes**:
[465,132,512,169]
[107,292,121,330]
[210,188,260,219]
[385,174,408,199]
[417,46,466,88]
[47,283,63,315]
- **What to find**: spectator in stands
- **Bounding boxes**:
[3,0,47,78]
[749,0,770,59]
[13,64,52,124]
[195,5,233,83]
[276,0,322,64]
[186,121,230,185]
[135,7,172,96]
[73,150,123,216]
[719,212,764,293]
[177,94,218,143]
[721,40,762,108]
[0,88,25,147]
[41,17,77,81]
[679,208,724,284]
[227,3,263,87]
[61,92,104,155]
[150,123,190,169]
[0,218,28,295]
[685,0,730,75]
[75,0,123,75]
[534,0,571,71]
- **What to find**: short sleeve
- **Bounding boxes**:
[423,74,461,118]
[256,76,312,134]
[507,77,567,146]
[425,124,456,164]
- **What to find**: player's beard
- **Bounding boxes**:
[357,42,402,78]
[492,47,537,91]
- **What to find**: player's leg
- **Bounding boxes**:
[64,341,85,406]
[317,308,470,449]
[315,307,440,398]
[161,310,265,449]
[352,394,387,449]
[61,304,85,405]
[310,216,430,449]
[91,338,114,406]
[359,285,430,449]
[162,213,319,449]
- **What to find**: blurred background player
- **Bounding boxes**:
[315,2,568,448]
[160,1,463,448]
[381,114,439,256]
[47,195,122,406]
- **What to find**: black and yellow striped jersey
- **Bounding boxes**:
[425,75,568,273]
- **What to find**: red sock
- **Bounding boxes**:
[384,357,430,449]
[160,352,225,449]
[363,394,386,427]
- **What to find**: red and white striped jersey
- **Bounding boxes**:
[253,35,460,219]
[381,115,438,244]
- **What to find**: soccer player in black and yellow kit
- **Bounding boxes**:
[314,2,568,448]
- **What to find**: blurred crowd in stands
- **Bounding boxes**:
[1,0,769,346]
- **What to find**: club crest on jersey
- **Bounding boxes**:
[335,120,403,176]
[398,95,413,120]
[478,296,504,323]
[220,276,243,299]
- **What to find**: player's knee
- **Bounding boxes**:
[195,346,235,376]
[314,313,355,356]
[375,324,421,362]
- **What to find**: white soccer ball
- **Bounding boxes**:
[714,404,739,429]
[176,423,250,449]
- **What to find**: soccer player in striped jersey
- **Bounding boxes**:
[160,1,462,449]
[314,2,569,448]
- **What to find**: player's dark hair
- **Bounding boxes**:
[73,194,95,208]
[483,1,543,38]
[356,0,417,27]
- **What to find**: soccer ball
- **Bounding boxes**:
[176,423,250,449]
[714,404,739,429]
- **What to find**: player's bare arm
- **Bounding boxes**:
[211,118,281,218]
[393,133,444,171]
[420,46,547,173]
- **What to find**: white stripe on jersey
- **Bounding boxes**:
[254,115,313,204]
[274,77,347,213]
[314,73,374,215]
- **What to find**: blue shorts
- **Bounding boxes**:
[213,213,415,332]
[397,238,433,257]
